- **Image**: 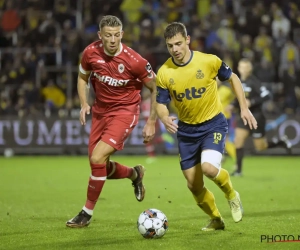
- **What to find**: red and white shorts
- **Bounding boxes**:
[88,113,139,155]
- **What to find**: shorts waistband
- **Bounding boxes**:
[178,112,223,127]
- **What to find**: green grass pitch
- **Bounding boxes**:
[1,155,300,250]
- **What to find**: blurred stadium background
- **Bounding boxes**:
[1,2,300,250]
[0,0,300,156]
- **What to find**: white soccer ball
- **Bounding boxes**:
[137,208,168,239]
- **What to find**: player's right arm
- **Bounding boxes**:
[228,73,257,130]
[78,50,92,125]
[156,70,178,134]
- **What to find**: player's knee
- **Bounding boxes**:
[201,150,222,178]
[201,162,219,178]
[187,182,204,196]
[90,154,108,164]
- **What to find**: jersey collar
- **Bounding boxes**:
[172,50,193,67]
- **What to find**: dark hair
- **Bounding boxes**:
[99,15,123,30]
[164,22,187,40]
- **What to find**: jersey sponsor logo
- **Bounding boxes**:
[118,64,125,73]
[93,72,130,87]
[97,59,105,63]
[145,62,152,73]
[173,87,206,102]
[196,70,204,79]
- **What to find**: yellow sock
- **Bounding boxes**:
[225,141,236,161]
[193,187,222,219]
[213,168,236,200]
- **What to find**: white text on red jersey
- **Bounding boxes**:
[93,72,130,87]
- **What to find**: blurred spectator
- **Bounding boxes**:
[23,80,40,108]
[41,79,66,111]
[54,0,73,26]
[254,27,274,63]
[245,2,265,39]
[281,62,298,114]
[254,58,276,83]
[289,2,300,31]
[279,39,300,77]
[0,0,299,116]
[120,0,143,24]
[1,0,21,32]
[239,35,255,62]
[0,90,14,115]
[216,18,238,52]
[272,10,291,42]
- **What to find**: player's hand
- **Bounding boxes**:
[142,120,156,144]
[240,108,257,130]
[80,103,90,125]
[162,116,178,134]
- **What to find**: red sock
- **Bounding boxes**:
[154,136,163,143]
[145,142,155,157]
[85,163,107,210]
[107,161,133,179]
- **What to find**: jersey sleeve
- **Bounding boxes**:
[213,56,232,81]
[79,48,92,75]
[156,69,171,104]
[131,54,155,83]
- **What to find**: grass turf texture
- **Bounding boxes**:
[1,156,299,250]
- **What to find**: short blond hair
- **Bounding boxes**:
[99,15,122,30]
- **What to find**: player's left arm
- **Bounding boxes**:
[217,60,257,130]
[143,76,157,123]
[134,59,157,143]
[142,73,157,143]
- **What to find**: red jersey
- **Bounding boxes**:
[80,41,154,116]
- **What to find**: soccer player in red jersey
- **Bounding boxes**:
[66,15,157,228]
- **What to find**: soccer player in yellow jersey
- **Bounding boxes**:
[217,80,236,162]
[156,22,257,231]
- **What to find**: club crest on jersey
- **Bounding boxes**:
[169,78,175,85]
[196,70,204,79]
[118,64,125,73]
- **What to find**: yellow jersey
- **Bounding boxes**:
[156,51,232,124]
[218,82,235,119]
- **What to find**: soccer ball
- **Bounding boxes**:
[137,208,168,239]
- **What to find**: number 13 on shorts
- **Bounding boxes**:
[213,132,222,144]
